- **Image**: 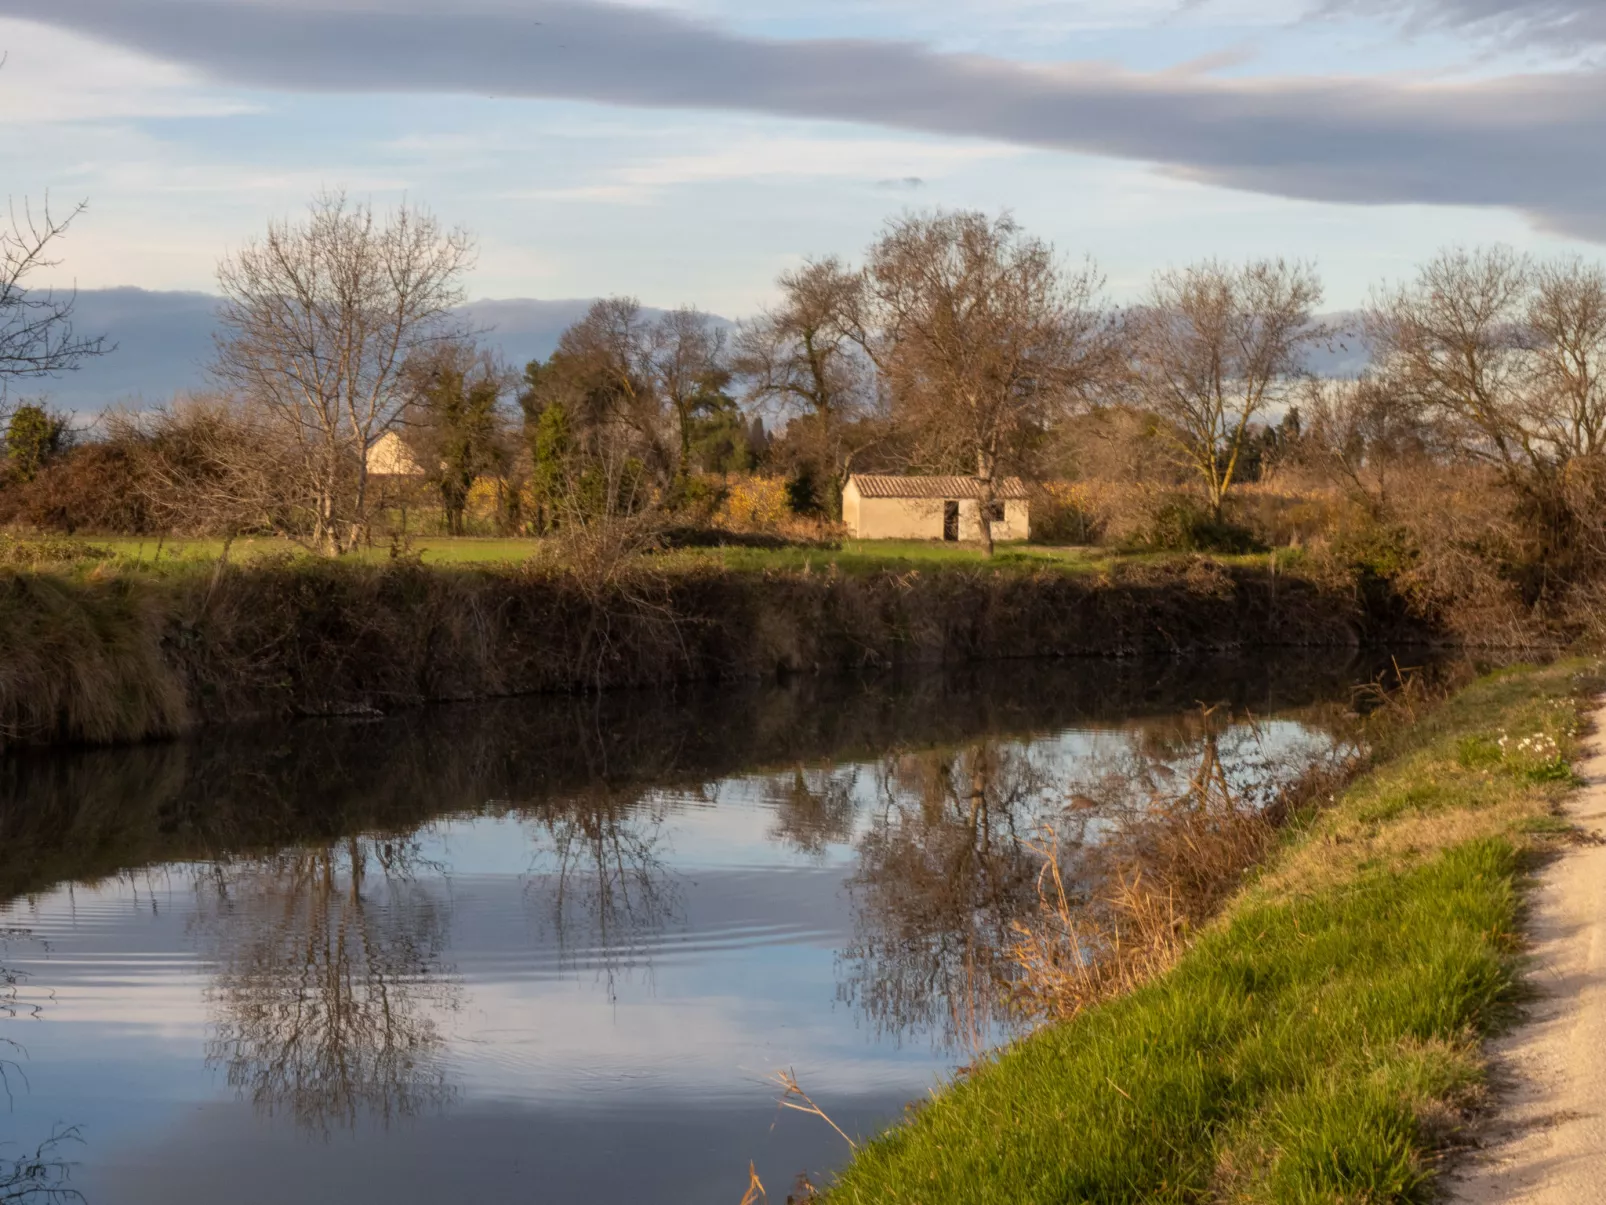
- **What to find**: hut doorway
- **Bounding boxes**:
[943,501,959,541]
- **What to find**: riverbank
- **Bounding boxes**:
[1,552,1418,750]
[824,660,1598,1204]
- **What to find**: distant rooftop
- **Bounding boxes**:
[847,475,1028,500]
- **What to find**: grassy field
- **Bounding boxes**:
[663,539,1109,575]
[824,661,1596,1204]
[70,533,1270,577]
[83,533,542,566]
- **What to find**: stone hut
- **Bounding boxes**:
[841,475,1030,541]
[366,430,426,478]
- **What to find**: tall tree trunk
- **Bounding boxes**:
[317,489,337,556]
[677,400,693,483]
[316,440,342,556]
[976,448,996,558]
[348,456,372,553]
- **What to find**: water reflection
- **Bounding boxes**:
[765,766,861,858]
[0,657,1386,903]
[193,838,459,1132]
[841,743,1048,1050]
[2,928,86,1204]
[0,656,1427,1204]
[522,791,678,991]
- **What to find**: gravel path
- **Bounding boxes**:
[1448,712,1606,1205]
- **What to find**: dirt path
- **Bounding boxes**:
[1448,711,1606,1205]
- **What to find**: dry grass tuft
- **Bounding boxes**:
[771,1068,857,1152]
[1005,710,1301,1021]
[0,569,189,749]
[738,1161,767,1205]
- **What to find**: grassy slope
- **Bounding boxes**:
[827,662,1595,1205]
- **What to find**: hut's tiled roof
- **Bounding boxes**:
[847,474,1029,501]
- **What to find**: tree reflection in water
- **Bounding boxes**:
[765,765,861,857]
[836,709,1351,1052]
[1,929,85,1204]
[194,836,460,1133]
[839,742,1054,1052]
[521,792,679,997]
[188,789,688,1134]
[0,658,1399,1190]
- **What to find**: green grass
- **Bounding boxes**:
[83,534,544,566]
[662,539,1106,575]
[826,661,1597,1204]
[666,539,1278,576]
[68,534,1276,578]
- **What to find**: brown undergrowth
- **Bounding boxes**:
[0,554,1410,751]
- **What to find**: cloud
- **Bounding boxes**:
[5,0,1606,238]
[1314,0,1606,49]
[0,17,256,122]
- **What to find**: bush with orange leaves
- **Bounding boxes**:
[715,475,792,533]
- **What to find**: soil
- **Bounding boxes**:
[1448,710,1606,1205]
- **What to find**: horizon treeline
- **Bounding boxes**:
[6,192,1606,636]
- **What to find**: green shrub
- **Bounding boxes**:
[1455,735,1502,770]
[1137,497,1264,554]
[664,473,727,521]
[1329,522,1417,581]
[0,533,112,567]
[786,464,825,516]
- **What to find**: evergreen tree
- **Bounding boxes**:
[3,403,69,483]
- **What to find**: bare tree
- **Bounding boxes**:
[213,193,474,553]
[1366,248,1606,486]
[648,306,729,481]
[530,297,669,482]
[0,198,107,409]
[1527,256,1606,461]
[1296,376,1431,518]
[1130,258,1324,519]
[857,210,1115,554]
[1362,248,1606,588]
[1364,247,1538,482]
[735,257,872,511]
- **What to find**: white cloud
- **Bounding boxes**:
[11,0,1606,240]
[0,18,256,122]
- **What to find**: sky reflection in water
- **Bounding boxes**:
[0,657,1395,1203]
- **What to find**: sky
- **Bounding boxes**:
[3,0,1605,315]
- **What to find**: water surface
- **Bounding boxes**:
[0,658,1392,1203]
